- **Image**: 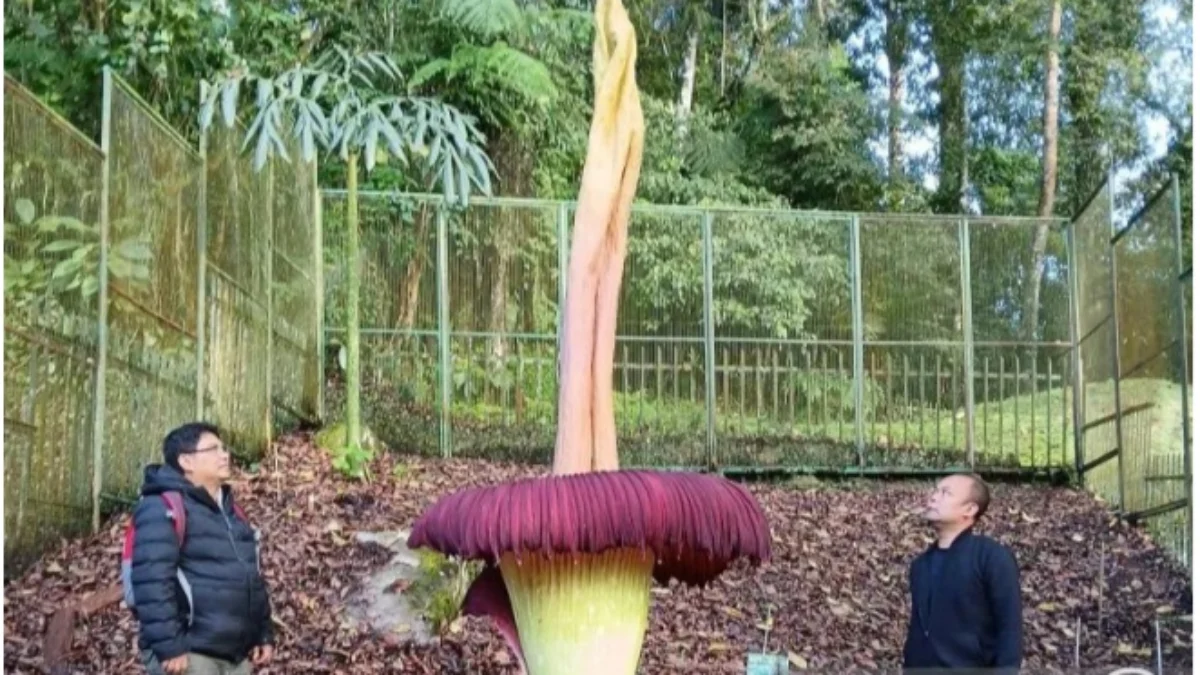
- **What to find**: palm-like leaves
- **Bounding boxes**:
[197,48,494,204]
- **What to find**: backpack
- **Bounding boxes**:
[119,491,249,611]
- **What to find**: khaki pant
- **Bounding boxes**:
[140,650,251,675]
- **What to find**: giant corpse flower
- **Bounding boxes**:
[406,0,772,672]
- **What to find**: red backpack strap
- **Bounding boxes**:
[160,491,187,546]
[231,501,248,523]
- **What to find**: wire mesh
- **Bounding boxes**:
[710,212,853,468]
[859,216,966,468]
[201,120,273,457]
[271,140,321,422]
[330,197,1077,475]
[3,74,322,576]
[969,220,1073,470]
[609,207,706,467]
[447,201,561,463]
[1112,185,1189,567]
[1073,181,1122,506]
[102,76,202,497]
[3,77,103,569]
[321,193,442,455]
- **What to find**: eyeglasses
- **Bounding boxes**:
[186,443,229,456]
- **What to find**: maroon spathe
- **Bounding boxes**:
[406,469,772,586]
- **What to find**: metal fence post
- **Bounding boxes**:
[91,67,114,531]
[313,161,325,421]
[196,109,208,420]
[264,157,275,446]
[959,219,976,467]
[1169,173,1191,563]
[850,215,865,467]
[436,205,453,458]
[1065,218,1085,477]
[702,211,717,469]
[1106,170,1126,513]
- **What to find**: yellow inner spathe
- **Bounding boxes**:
[499,548,655,675]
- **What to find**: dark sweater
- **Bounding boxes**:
[129,464,274,663]
[903,529,1023,673]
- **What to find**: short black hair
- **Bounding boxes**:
[956,472,991,520]
[163,422,221,470]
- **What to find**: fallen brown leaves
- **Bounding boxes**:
[4,433,1191,673]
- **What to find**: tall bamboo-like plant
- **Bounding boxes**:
[198,47,494,476]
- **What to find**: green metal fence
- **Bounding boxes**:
[322,183,1189,565]
[1071,175,1192,570]
[322,191,1075,476]
[3,71,322,576]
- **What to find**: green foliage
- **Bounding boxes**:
[437,0,525,41]
[6,0,1182,223]
[409,549,482,634]
[198,47,495,204]
[2,0,305,140]
[3,195,175,350]
[408,44,556,111]
[735,33,884,210]
[315,421,381,480]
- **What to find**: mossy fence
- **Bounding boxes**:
[4,70,322,576]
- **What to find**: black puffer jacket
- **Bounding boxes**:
[129,464,273,663]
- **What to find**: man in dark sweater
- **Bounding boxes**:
[903,473,1022,674]
[130,422,275,674]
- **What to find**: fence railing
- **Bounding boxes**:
[321,191,1075,476]
[3,71,322,576]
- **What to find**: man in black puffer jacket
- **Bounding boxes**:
[130,422,275,674]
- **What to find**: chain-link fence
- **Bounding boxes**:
[3,71,322,576]
[323,192,1075,477]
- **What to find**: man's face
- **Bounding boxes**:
[923,475,978,526]
[179,431,231,484]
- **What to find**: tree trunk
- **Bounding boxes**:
[397,207,431,330]
[345,152,362,449]
[720,0,727,96]
[1023,0,1062,343]
[386,4,395,51]
[930,5,968,213]
[488,214,511,363]
[485,132,534,364]
[677,26,700,138]
[884,0,908,182]
[1063,4,1109,211]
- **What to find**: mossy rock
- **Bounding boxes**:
[408,549,481,633]
[346,530,480,642]
[314,421,383,454]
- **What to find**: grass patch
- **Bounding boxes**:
[325,374,1187,475]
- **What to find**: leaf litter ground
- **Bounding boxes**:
[4,432,1191,673]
